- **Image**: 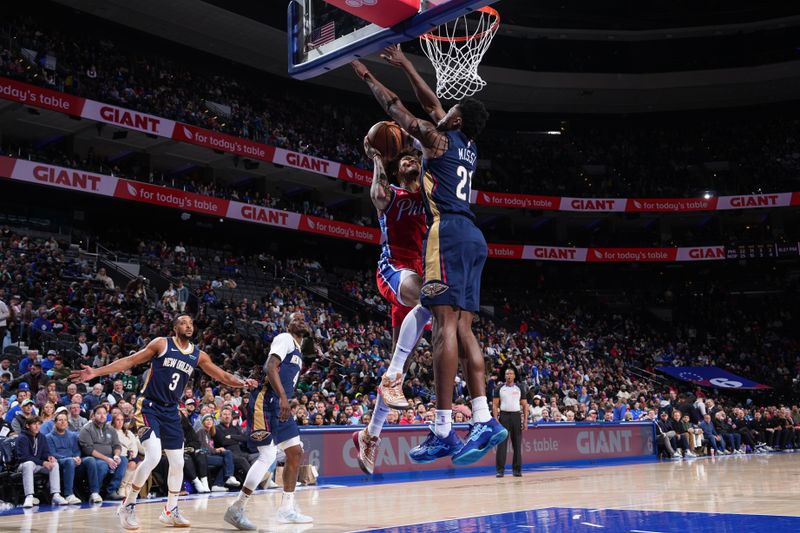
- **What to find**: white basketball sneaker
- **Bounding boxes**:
[277,505,313,524]
[117,502,140,530]
[159,505,191,527]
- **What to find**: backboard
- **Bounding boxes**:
[288,0,495,79]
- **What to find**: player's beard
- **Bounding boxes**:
[176,330,193,341]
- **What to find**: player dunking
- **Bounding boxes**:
[353,53,508,465]
[352,143,430,475]
[71,315,257,530]
[224,311,313,529]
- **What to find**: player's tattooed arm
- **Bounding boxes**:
[70,337,162,383]
[197,351,258,388]
[365,137,392,213]
[353,59,445,159]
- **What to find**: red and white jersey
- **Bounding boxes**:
[378,185,426,273]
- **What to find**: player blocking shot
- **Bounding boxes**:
[224,311,314,529]
[71,315,257,530]
[352,46,508,466]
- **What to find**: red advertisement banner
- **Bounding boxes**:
[172,124,274,161]
[300,216,381,244]
[487,244,524,259]
[475,191,560,210]
[626,197,717,212]
[587,248,678,262]
[0,77,85,115]
[301,423,655,479]
[114,180,230,216]
[0,156,17,179]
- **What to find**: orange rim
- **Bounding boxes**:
[420,6,500,43]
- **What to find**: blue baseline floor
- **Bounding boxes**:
[355,507,800,533]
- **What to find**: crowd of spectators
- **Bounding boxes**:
[0,218,798,504]
[2,13,800,200]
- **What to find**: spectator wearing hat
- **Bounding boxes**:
[184,398,199,426]
[493,367,528,478]
[5,385,35,421]
[16,416,68,507]
[12,398,37,434]
[41,350,57,372]
[45,410,83,504]
[528,393,545,420]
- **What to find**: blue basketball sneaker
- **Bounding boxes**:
[408,427,465,463]
[452,418,508,466]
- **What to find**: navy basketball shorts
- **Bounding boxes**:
[421,214,487,312]
[248,388,301,450]
[135,397,184,450]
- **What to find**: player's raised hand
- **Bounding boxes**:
[380,44,409,67]
[363,135,382,159]
[70,364,96,384]
[351,60,370,79]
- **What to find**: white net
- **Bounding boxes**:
[419,7,499,101]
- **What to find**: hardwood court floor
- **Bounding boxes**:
[3,453,799,532]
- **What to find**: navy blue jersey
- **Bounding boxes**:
[264,332,302,400]
[141,336,199,404]
[420,130,478,224]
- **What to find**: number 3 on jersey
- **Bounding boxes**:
[456,165,473,201]
[168,372,180,391]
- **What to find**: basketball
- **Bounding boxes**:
[366,121,405,160]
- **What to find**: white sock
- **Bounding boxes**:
[280,491,294,510]
[434,410,452,438]
[387,304,431,376]
[234,491,250,507]
[367,394,391,437]
[471,396,491,423]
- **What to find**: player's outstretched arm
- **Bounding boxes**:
[197,351,258,389]
[365,137,391,213]
[381,44,445,122]
[352,60,445,157]
[70,338,163,383]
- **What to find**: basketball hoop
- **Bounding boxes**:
[419,6,499,101]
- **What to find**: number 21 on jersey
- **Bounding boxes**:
[456,165,473,201]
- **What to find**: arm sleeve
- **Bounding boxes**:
[78,427,94,456]
[40,435,51,460]
[111,429,121,454]
[16,435,39,465]
[71,433,82,457]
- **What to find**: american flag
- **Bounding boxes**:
[309,21,336,49]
